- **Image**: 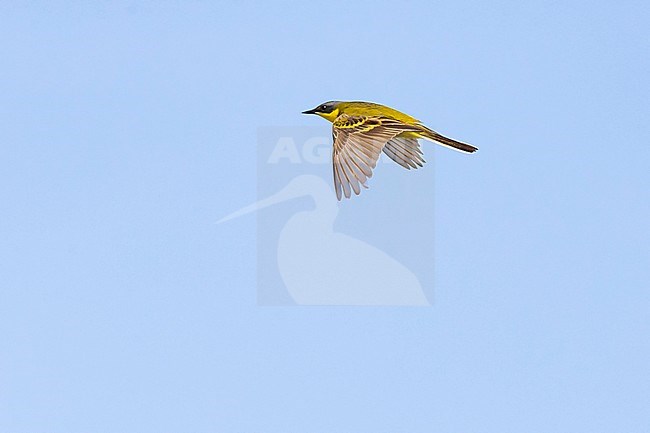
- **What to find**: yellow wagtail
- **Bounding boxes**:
[302,100,477,200]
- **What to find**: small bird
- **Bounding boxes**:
[302,101,477,200]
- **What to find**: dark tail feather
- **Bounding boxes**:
[420,127,478,154]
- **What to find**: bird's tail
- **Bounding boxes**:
[418,126,478,154]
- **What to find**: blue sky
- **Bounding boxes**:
[1,1,649,432]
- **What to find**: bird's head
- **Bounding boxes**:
[302,101,342,122]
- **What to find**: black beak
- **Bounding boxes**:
[302,108,318,115]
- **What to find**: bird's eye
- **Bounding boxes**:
[321,105,327,111]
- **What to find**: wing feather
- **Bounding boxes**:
[383,137,425,169]
[383,145,413,170]
[344,146,373,178]
[331,114,422,199]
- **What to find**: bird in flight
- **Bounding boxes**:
[302,101,477,200]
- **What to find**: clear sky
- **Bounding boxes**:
[1,1,649,432]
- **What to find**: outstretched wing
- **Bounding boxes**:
[383,136,425,170]
[331,115,422,200]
